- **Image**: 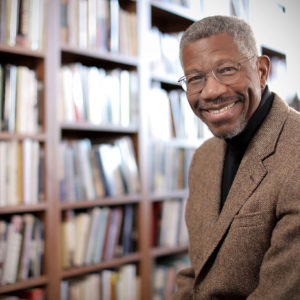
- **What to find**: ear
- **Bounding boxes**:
[257,55,270,89]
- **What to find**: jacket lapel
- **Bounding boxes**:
[193,94,289,279]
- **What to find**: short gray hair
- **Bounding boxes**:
[179,15,259,65]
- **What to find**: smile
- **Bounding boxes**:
[208,102,236,114]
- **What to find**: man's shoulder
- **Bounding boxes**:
[193,137,225,162]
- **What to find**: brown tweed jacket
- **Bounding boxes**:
[172,95,300,300]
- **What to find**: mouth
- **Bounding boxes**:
[207,102,236,114]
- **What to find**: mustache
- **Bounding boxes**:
[196,95,245,110]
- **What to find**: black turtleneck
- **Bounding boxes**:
[220,86,274,210]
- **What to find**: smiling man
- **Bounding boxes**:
[172,16,300,300]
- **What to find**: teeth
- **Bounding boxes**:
[209,102,235,114]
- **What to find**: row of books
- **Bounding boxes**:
[60,0,137,56]
[152,198,188,248]
[0,214,44,285]
[150,143,194,192]
[148,86,211,141]
[61,205,137,268]
[152,255,190,300]
[0,0,44,50]
[58,137,139,202]
[61,264,140,300]
[0,288,45,300]
[0,64,42,133]
[59,64,138,126]
[148,27,182,78]
[0,140,44,207]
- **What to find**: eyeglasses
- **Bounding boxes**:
[178,56,257,95]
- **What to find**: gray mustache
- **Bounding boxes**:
[196,95,245,110]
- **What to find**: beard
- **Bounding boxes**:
[212,115,248,139]
[196,94,247,139]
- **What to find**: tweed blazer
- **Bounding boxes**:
[172,94,300,300]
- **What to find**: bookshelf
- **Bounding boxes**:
[0,0,295,299]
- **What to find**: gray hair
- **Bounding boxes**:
[179,15,259,65]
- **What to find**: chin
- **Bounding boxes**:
[210,119,247,140]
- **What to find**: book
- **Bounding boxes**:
[115,136,140,194]
[159,199,182,248]
[101,270,113,300]
[87,0,97,48]
[84,207,101,265]
[0,220,8,281]
[3,64,17,132]
[96,0,109,50]
[148,87,172,140]
[29,0,45,50]
[61,210,75,268]
[5,0,19,47]
[109,0,119,53]
[60,66,76,122]
[89,147,105,199]
[0,141,7,206]
[118,264,137,300]
[93,207,110,263]
[0,0,6,44]
[1,215,23,284]
[0,64,3,130]
[18,214,35,280]
[22,139,33,205]
[6,140,19,206]
[74,212,90,266]
[71,64,86,122]
[29,217,44,277]
[95,143,125,197]
[22,288,45,300]
[78,0,88,49]
[119,69,130,126]
[85,67,106,125]
[16,0,30,47]
[75,139,96,200]
[121,204,135,255]
[152,201,162,247]
[102,207,123,261]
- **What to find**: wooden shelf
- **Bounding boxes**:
[150,246,189,258]
[60,194,141,210]
[150,190,188,201]
[60,122,138,134]
[0,276,48,294]
[0,132,46,141]
[0,203,48,215]
[151,72,181,88]
[61,253,141,279]
[151,0,197,22]
[0,44,45,58]
[61,45,138,69]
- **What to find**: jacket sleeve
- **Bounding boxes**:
[247,163,300,300]
[170,266,195,300]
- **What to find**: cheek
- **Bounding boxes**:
[187,96,202,118]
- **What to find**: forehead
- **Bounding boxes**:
[182,33,242,74]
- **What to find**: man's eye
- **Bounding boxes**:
[187,74,205,84]
[217,66,238,75]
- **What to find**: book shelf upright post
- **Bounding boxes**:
[136,1,153,299]
[44,0,61,298]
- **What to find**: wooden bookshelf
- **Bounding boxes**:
[0,0,292,299]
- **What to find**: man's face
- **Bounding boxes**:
[181,33,269,139]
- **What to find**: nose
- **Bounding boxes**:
[200,73,228,100]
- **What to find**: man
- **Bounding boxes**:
[172,15,300,299]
